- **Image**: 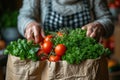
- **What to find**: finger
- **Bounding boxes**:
[24,32,27,38]
[90,27,103,42]
[34,34,40,44]
[41,29,45,38]
[25,28,34,41]
[99,37,103,43]
[33,26,41,43]
[39,28,45,43]
[27,32,34,41]
[90,30,96,38]
[89,27,97,38]
[24,28,30,38]
[86,26,93,37]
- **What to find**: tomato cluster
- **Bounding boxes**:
[101,35,114,53]
[37,34,66,62]
[108,0,120,8]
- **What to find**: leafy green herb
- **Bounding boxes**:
[4,39,39,61]
[52,28,111,64]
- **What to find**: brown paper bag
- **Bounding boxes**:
[6,54,109,80]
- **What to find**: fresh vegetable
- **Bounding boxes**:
[4,39,39,61]
[37,49,48,61]
[49,55,61,62]
[4,28,111,63]
[52,28,111,64]
[42,41,53,54]
[44,35,53,42]
[40,56,48,61]
[55,44,66,56]
[57,32,63,37]
[37,49,44,56]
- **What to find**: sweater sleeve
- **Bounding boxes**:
[93,0,114,38]
[18,0,40,37]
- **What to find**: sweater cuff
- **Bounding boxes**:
[18,19,35,37]
[94,19,114,38]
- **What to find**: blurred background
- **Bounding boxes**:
[0,0,120,80]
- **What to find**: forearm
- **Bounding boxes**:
[93,0,114,38]
[95,16,114,38]
[18,16,35,37]
[18,0,40,37]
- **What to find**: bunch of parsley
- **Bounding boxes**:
[4,39,39,61]
[52,28,111,64]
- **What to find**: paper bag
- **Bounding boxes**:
[6,54,109,80]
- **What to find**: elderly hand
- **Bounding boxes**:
[82,22,105,42]
[24,22,45,44]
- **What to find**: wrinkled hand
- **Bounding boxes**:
[24,22,45,43]
[82,22,105,42]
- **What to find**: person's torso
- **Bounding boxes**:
[40,0,93,31]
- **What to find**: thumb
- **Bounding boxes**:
[81,26,87,30]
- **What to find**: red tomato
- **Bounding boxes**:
[109,41,114,52]
[37,49,48,61]
[42,41,53,54]
[38,34,44,43]
[40,56,48,61]
[49,55,60,62]
[108,3,117,8]
[57,32,63,37]
[101,39,109,48]
[115,0,120,7]
[37,49,44,56]
[55,44,66,56]
[44,35,53,42]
